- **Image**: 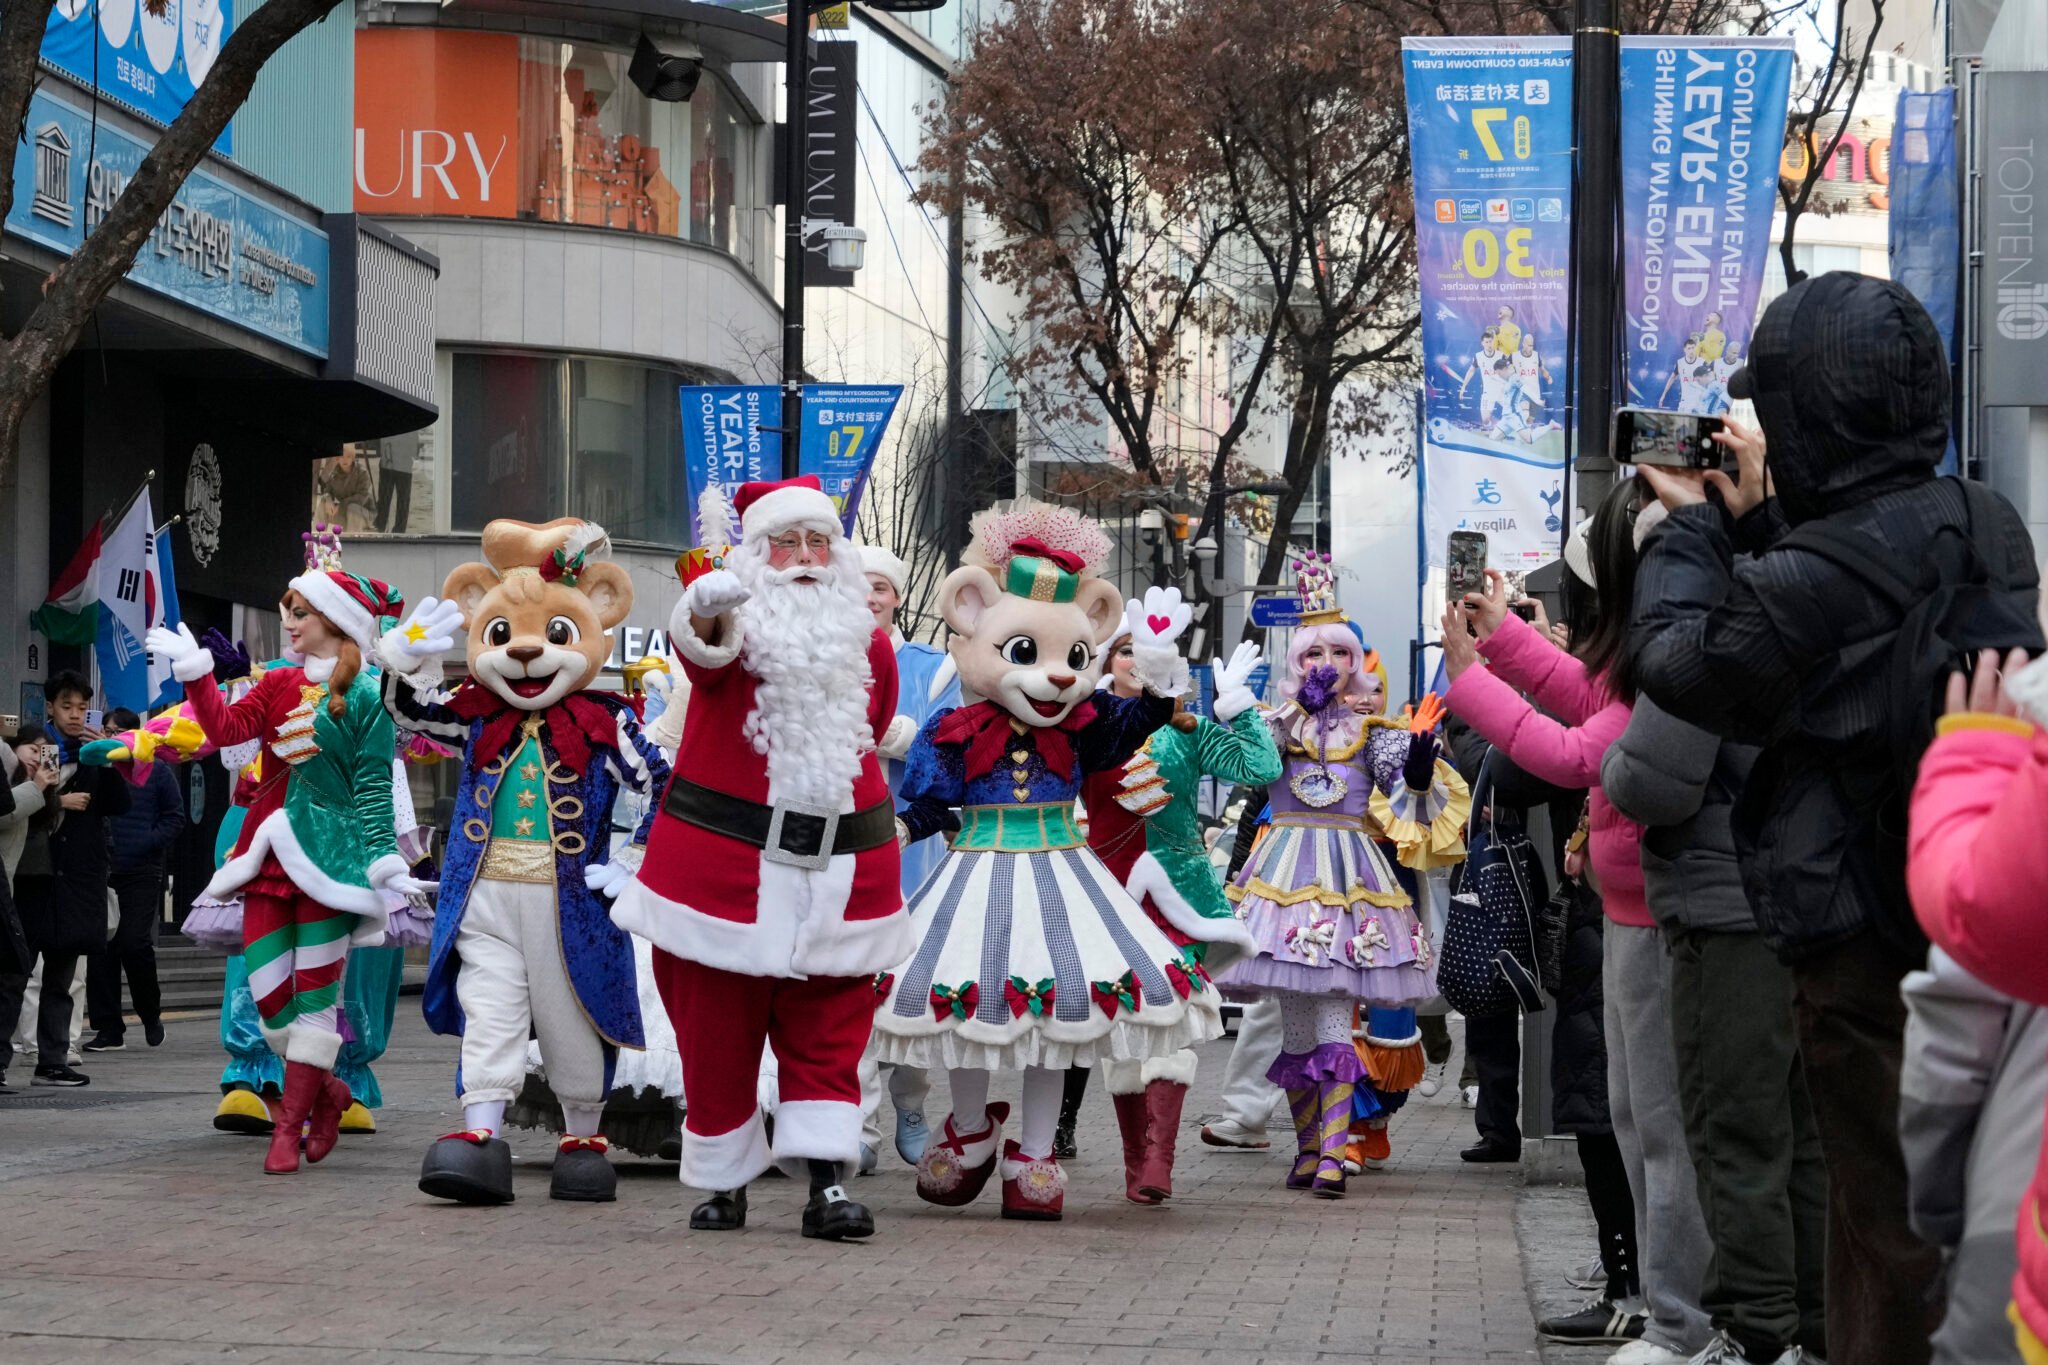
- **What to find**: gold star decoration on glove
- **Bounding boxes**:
[404,622,429,643]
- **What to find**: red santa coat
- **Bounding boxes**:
[612,624,910,980]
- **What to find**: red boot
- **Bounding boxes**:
[998,1140,1066,1221]
[1135,1080,1187,1202]
[264,1063,321,1175]
[1110,1090,1153,1204]
[303,1071,353,1164]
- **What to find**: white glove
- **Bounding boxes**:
[585,861,633,900]
[878,713,919,760]
[684,568,750,621]
[1211,640,1265,723]
[381,596,464,672]
[146,623,215,683]
[1123,586,1192,648]
[368,857,437,909]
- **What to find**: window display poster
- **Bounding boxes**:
[1401,36,1573,571]
[1618,36,1793,417]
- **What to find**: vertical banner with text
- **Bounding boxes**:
[1402,37,1573,573]
[799,384,903,535]
[679,385,781,547]
[1618,37,1793,416]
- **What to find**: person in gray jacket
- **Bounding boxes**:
[1602,691,1827,1364]
[1900,948,2048,1365]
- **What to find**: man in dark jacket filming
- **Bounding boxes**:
[1631,272,2041,1365]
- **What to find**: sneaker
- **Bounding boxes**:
[894,1108,929,1164]
[1462,1084,1479,1108]
[1198,1116,1271,1149]
[1608,1340,1692,1365]
[1684,1332,1749,1364]
[858,1142,879,1176]
[66,1050,83,1066]
[0,1075,13,1095]
[1538,1297,1646,1346]
[144,1020,166,1048]
[82,1033,125,1053]
[1768,1350,1823,1364]
[33,1064,90,1087]
[1417,1059,1449,1098]
[1567,1251,1609,1290]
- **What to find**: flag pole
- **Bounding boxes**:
[153,515,183,537]
[102,469,158,530]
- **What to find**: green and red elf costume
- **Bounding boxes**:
[149,556,421,1176]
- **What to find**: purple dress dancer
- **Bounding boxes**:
[1216,633,1466,1197]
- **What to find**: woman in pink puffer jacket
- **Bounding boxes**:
[1907,646,2048,1365]
[1443,478,1712,1363]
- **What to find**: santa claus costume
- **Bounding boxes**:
[611,475,909,1240]
[147,543,433,1176]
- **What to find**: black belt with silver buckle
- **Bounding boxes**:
[662,776,896,870]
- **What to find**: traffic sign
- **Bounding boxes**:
[1249,595,1302,629]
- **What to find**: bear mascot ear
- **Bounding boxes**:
[576,562,634,630]
[939,565,1003,638]
[1075,578,1125,646]
[441,563,501,629]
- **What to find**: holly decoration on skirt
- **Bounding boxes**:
[931,981,980,1021]
[1090,972,1143,1019]
[1004,975,1056,1019]
[872,971,896,998]
[1163,960,1203,1000]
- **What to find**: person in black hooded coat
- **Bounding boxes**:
[1633,272,2042,1365]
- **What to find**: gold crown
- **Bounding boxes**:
[1294,551,1346,626]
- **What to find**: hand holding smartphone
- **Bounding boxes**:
[1446,531,1488,637]
[1614,407,1727,469]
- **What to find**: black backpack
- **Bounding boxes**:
[1778,477,2043,946]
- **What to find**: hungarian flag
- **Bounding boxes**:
[29,523,104,647]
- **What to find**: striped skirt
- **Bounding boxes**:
[870,842,1223,1073]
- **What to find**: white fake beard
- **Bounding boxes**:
[732,540,876,811]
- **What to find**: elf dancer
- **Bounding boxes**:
[612,476,909,1241]
[1082,632,1277,1202]
[1215,557,1467,1198]
[146,542,432,1176]
[378,518,668,1206]
[859,543,961,1166]
[873,501,1215,1222]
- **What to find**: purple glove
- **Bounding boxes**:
[1297,664,1341,714]
[1402,732,1437,791]
[200,629,252,681]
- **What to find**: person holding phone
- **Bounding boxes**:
[0,672,130,1088]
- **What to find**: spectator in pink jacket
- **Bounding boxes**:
[1444,478,1712,1365]
[1907,645,2048,1365]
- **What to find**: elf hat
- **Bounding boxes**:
[290,524,405,656]
[734,475,840,544]
[858,544,910,596]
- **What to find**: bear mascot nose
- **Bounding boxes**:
[507,645,545,665]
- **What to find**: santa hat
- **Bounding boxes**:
[735,475,840,543]
[290,525,405,656]
[857,544,909,596]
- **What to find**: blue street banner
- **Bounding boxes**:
[1619,36,1793,416]
[41,0,234,153]
[1890,88,1959,474]
[1402,36,1573,573]
[799,384,903,535]
[679,385,780,546]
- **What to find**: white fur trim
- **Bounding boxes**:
[680,1113,775,1191]
[204,810,391,946]
[1129,643,1189,698]
[771,1099,863,1176]
[285,1024,344,1070]
[609,853,910,981]
[1103,1050,1199,1094]
[1126,851,1257,961]
[741,486,841,542]
[1364,1026,1423,1048]
[929,654,957,706]
[288,572,380,655]
[858,545,909,596]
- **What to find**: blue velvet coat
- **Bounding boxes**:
[385,679,669,1048]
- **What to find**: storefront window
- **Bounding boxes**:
[515,38,755,263]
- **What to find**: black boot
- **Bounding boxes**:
[550,1136,618,1203]
[801,1158,875,1241]
[1053,1065,1090,1161]
[418,1130,516,1205]
[689,1185,748,1230]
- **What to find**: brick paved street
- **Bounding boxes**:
[0,1011,1596,1365]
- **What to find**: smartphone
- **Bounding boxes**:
[1614,407,1726,469]
[1446,531,1488,600]
[1502,569,1536,621]
[38,742,58,774]
[84,708,103,731]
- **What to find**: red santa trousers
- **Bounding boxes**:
[653,949,877,1190]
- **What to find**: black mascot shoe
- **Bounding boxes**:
[689,1187,748,1231]
[418,1129,516,1205]
[802,1161,875,1241]
[550,1137,617,1203]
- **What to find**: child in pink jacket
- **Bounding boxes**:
[1908,647,2048,1365]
